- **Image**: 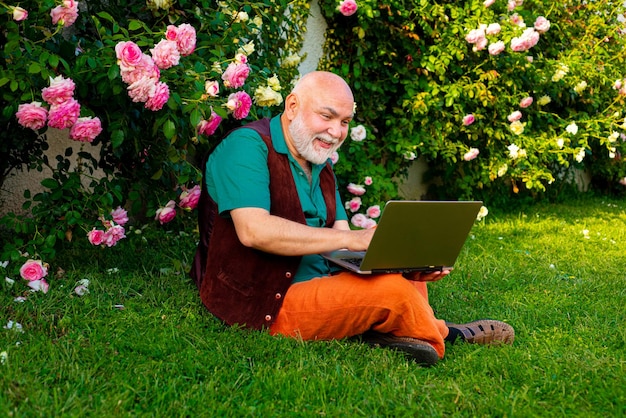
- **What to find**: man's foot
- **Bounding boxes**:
[445,319,515,345]
[358,331,440,366]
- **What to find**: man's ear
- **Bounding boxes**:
[283,93,298,120]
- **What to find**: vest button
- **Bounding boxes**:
[265,315,272,322]
[275,293,282,299]
[285,272,292,278]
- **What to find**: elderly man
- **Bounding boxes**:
[191,71,513,366]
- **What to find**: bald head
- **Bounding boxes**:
[291,71,354,106]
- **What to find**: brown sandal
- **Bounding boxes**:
[446,319,515,345]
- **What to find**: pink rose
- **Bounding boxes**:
[87,228,105,245]
[120,54,159,85]
[331,152,340,165]
[463,147,480,161]
[488,41,505,56]
[205,80,220,97]
[226,91,252,120]
[347,183,366,196]
[338,0,358,16]
[151,39,180,70]
[27,279,49,293]
[507,110,523,122]
[47,98,80,129]
[127,76,157,103]
[198,110,223,136]
[519,96,534,108]
[534,16,550,33]
[42,75,76,105]
[345,197,362,213]
[145,81,170,111]
[351,213,368,228]
[486,23,501,36]
[462,114,475,126]
[69,117,102,142]
[465,28,485,44]
[366,205,381,219]
[103,224,126,247]
[511,28,540,52]
[111,207,129,226]
[116,41,145,69]
[179,185,201,211]
[620,177,626,186]
[364,176,373,186]
[19,259,48,281]
[16,102,48,130]
[483,0,495,6]
[155,200,176,224]
[50,1,79,27]
[12,6,28,21]
[222,62,250,89]
[173,23,196,56]
[362,218,377,229]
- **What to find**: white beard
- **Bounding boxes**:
[289,114,341,165]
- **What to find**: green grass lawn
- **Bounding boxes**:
[2,195,625,417]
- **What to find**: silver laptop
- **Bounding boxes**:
[322,200,483,274]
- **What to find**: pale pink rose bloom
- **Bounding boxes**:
[519,96,534,108]
[42,75,76,105]
[488,41,505,55]
[198,110,223,136]
[330,152,340,164]
[50,2,79,26]
[20,259,48,281]
[510,13,524,27]
[16,102,48,130]
[366,205,381,219]
[619,177,626,186]
[171,23,196,56]
[165,25,178,41]
[507,110,523,122]
[205,80,220,97]
[507,0,516,11]
[465,28,485,44]
[338,0,358,16]
[474,37,488,51]
[28,279,49,293]
[534,16,551,33]
[74,285,89,296]
[347,183,366,196]
[486,23,501,36]
[111,207,129,226]
[613,79,623,90]
[127,77,157,103]
[463,148,480,161]
[103,224,126,247]
[155,201,177,224]
[87,228,105,245]
[69,117,102,142]
[145,81,170,111]
[364,176,373,186]
[483,0,495,6]
[12,6,28,21]
[362,218,377,229]
[234,53,248,65]
[350,125,367,141]
[346,197,362,213]
[351,213,368,228]
[463,114,475,126]
[47,98,80,129]
[151,39,180,70]
[115,41,144,69]
[226,91,252,120]
[121,55,159,85]
[511,28,540,52]
[222,62,250,89]
[179,185,201,211]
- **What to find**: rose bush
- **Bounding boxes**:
[319,0,626,221]
[0,0,308,288]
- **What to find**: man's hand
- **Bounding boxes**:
[402,268,452,282]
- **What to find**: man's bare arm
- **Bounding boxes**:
[230,207,373,256]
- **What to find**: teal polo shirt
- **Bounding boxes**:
[205,115,348,282]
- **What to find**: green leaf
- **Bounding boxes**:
[41,178,58,189]
[151,169,163,180]
[163,119,176,140]
[111,130,125,148]
[28,62,42,74]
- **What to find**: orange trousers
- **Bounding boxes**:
[269,272,449,358]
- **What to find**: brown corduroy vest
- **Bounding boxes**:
[191,118,337,329]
